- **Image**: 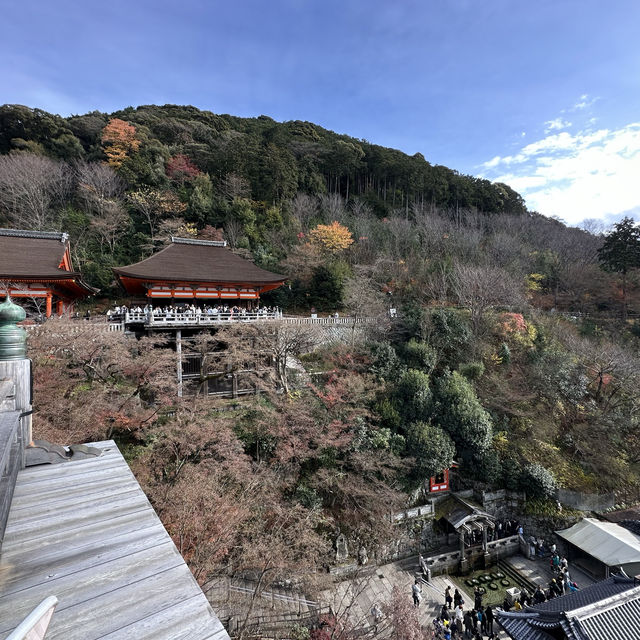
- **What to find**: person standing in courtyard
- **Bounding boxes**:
[474,586,482,610]
[445,585,453,609]
[454,604,464,630]
[485,605,494,635]
[463,609,473,638]
[370,603,382,632]
[412,580,422,607]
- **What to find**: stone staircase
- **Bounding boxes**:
[498,559,538,595]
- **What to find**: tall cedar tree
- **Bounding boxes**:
[598,216,640,322]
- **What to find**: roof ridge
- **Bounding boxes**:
[568,583,640,619]
[171,236,227,247]
[0,228,68,242]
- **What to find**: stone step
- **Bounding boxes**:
[498,560,538,595]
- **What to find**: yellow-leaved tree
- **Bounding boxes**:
[101,118,141,168]
[308,220,354,254]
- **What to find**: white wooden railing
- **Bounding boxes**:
[107,311,379,329]
[108,310,282,327]
[7,596,58,640]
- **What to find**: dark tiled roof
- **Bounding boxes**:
[578,595,640,639]
[498,575,640,640]
[534,575,637,613]
[498,613,555,640]
[0,228,77,280]
[113,239,286,285]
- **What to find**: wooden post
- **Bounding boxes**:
[176,329,183,398]
[45,294,52,318]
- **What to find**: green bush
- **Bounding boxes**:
[520,463,557,499]
[406,421,455,482]
[425,309,472,369]
[290,624,311,640]
[458,361,485,380]
[368,341,403,381]
[394,369,432,425]
[432,371,493,462]
[403,339,438,373]
[498,342,511,366]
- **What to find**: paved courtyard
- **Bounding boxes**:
[321,559,509,638]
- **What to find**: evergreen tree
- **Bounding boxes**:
[598,217,640,322]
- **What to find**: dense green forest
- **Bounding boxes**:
[3,103,640,603]
[0,103,525,293]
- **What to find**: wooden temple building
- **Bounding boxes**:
[0,228,96,317]
[113,237,286,305]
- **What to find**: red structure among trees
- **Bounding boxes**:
[429,468,450,493]
[0,228,96,316]
[113,237,286,305]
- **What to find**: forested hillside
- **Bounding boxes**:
[0,103,525,291]
[3,103,640,598]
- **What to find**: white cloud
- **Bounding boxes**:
[480,123,640,225]
[572,93,598,111]
[544,118,572,133]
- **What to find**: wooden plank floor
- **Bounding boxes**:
[0,440,228,640]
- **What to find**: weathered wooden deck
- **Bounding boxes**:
[0,440,228,640]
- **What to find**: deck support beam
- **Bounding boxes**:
[176,329,183,398]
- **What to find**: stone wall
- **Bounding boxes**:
[474,489,526,518]
[557,488,615,512]
[423,536,521,576]
[516,514,581,544]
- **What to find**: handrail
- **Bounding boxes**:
[0,409,22,547]
[7,596,58,640]
[108,311,284,327]
[108,311,379,327]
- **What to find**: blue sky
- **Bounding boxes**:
[3,0,640,225]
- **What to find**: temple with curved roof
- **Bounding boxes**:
[0,228,96,317]
[113,237,286,304]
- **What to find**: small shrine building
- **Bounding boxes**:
[113,237,286,305]
[0,228,96,317]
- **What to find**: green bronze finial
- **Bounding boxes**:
[0,295,27,360]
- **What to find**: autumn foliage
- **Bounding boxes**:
[166,153,201,183]
[309,220,354,254]
[101,118,141,168]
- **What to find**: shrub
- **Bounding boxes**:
[458,361,485,381]
[394,369,432,425]
[520,463,557,499]
[432,371,493,461]
[426,309,472,368]
[403,339,438,373]
[368,341,402,381]
[290,624,311,640]
[498,342,511,366]
[406,421,455,482]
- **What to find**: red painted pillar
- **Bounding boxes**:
[46,294,52,318]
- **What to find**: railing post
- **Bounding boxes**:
[0,297,31,548]
[0,296,31,447]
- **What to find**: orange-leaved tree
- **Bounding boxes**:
[101,118,141,168]
[309,220,354,254]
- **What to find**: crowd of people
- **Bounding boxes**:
[418,583,498,639]
[405,547,578,639]
[107,304,280,319]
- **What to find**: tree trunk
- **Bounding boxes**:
[622,271,628,323]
